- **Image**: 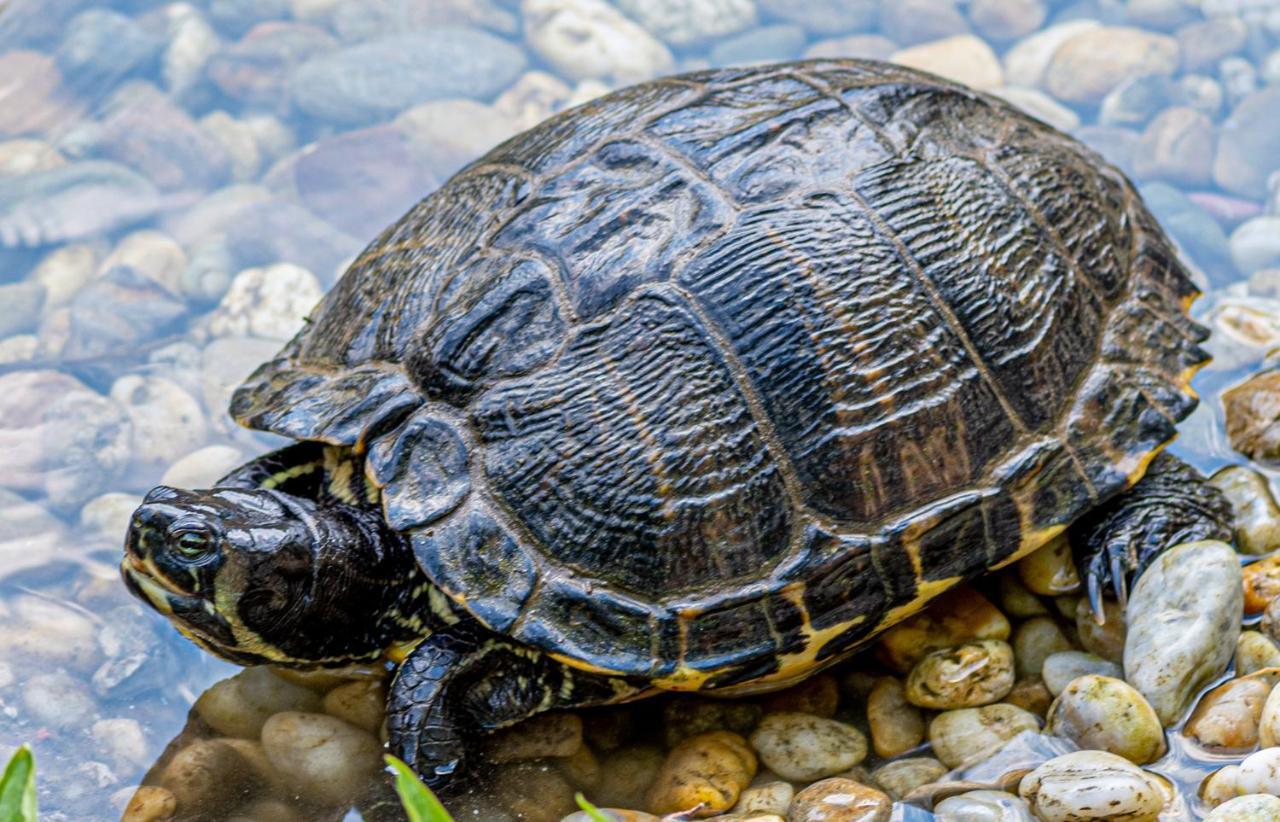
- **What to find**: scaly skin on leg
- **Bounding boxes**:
[386,621,646,792]
[1069,452,1235,621]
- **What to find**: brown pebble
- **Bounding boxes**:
[595,745,665,809]
[789,777,891,822]
[876,586,1010,673]
[153,739,262,817]
[866,676,925,758]
[122,786,176,822]
[1004,677,1054,717]
[557,743,602,789]
[645,731,757,817]
[1244,553,1280,615]
[486,712,583,763]
[1016,534,1081,596]
[1074,597,1126,662]
[321,679,385,735]
[1186,669,1280,751]
[493,761,578,822]
[760,674,839,717]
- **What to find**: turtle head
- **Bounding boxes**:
[122,484,424,667]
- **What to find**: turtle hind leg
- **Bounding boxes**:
[1069,452,1234,622]
[387,622,645,792]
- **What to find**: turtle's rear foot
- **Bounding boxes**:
[1069,453,1234,623]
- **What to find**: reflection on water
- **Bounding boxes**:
[0,0,1277,819]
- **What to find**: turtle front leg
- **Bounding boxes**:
[1069,452,1234,621]
[387,622,646,791]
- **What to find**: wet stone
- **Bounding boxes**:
[732,780,792,815]
[708,25,807,66]
[0,161,160,249]
[1257,676,1280,747]
[562,811,659,822]
[320,679,385,737]
[870,757,947,800]
[1211,466,1280,557]
[1240,632,1280,676]
[1123,540,1243,726]
[1099,74,1174,128]
[969,0,1047,40]
[998,573,1049,619]
[122,786,176,822]
[207,263,322,342]
[664,699,762,749]
[496,762,579,822]
[788,778,892,822]
[1073,597,1126,662]
[0,139,64,177]
[614,0,757,46]
[1012,617,1074,681]
[928,704,1040,770]
[261,711,383,807]
[522,0,675,84]
[760,674,838,718]
[1214,87,1280,200]
[153,738,265,817]
[1004,676,1054,717]
[1237,746,1280,795]
[866,676,925,758]
[748,712,867,782]
[1041,651,1123,696]
[111,374,208,475]
[905,640,1016,710]
[933,789,1035,820]
[22,670,97,729]
[645,731,757,816]
[195,667,323,739]
[1225,372,1280,464]
[1044,675,1166,764]
[1232,218,1280,277]
[1205,793,1280,821]
[1017,536,1080,597]
[207,22,338,110]
[804,34,899,61]
[877,587,1010,673]
[1199,764,1241,809]
[1045,26,1179,104]
[1177,16,1249,72]
[1018,751,1166,821]
[487,712,583,763]
[878,0,970,47]
[594,745,664,809]
[890,35,1004,91]
[1133,106,1215,186]
[56,9,161,90]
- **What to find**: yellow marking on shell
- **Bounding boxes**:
[877,574,963,627]
[989,522,1067,571]
[261,460,323,490]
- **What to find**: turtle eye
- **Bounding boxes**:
[172,528,214,560]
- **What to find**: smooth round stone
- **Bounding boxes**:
[560,812,658,822]
[0,160,159,249]
[261,712,382,806]
[487,712,582,764]
[79,492,141,541]
[1099,74,1174,128]
[789,778,891,822]
[199,111,261,182]
[0,139,64,176]
[1044,675,1165,764]
[1041,652,1122,696]
[1139,181,1235,286]
[1004,677,1053,717]
[1176,74,1224,118]
[1224,371,1280,462]
[804,34,899,61]
[877,587,1010,673]
[1002,19,1100,88]
[1211,466,1280,558]
[56,9,160,87]
[0,334,37,366]
[1073,597,1125,663]
[22,671,97,730]
[208,264,323,342]
[1176,16,1248,73]
[758,0,875,33]
[0,282,46,338]
[878,0,969,47]
[890,35,1003,91]
[708,25,806,65]
[291,29,525,126]
[1238,747,1280,795]
[594,745,664,809]
[990,88,1079,132]
[997,573,1049,619]
[122,786,176,822]
[110,374,208,474]
[1240,632,1280,676]
[1199,764,1241,809]
[1133,106,1214,186]
[871,757,947,800]
[646,731,756,815]
[1012,617,1074,681]
[207,23,338,110]
[523,0,674,84]
[615,0,756,45]
[905,640,1015,710]
[1221,55,1261,107]
[1019,751,1166,821]
[102,230,187,294]
[494,761,578,821]
[1045,26,1179,104]
[195,667,323,739]
[320,679,385,737]
[733,780,793,815]
[1257,679,1280,747]
[866,676,925,757]
[161,5,221,99]
[1214,87,1280,199]
[1232,218,1280,277]
[969,0,1046,40]
[160,445,244,489]
[1205,794,1280,820]
[1017,536,1080,596]
[91,718,149,773]
[1123,540,1243,726]
[748,712,866,782]
[933,789,1035,821]
[153,739,265,817]
[396,98,520,180]
[928,704,1040,770]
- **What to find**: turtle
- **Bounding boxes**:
[121,59,1235,791]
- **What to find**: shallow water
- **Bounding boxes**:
[0,0,1278,819]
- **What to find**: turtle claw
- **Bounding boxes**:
[1082,541,1135,624]
[1110,553,1129,609]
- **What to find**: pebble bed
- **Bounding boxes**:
[1,0,1280,820]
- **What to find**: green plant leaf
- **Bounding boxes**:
[0,745,37,822]
[385,755,455,822]
[575,793,611,822]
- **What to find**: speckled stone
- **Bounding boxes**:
[1044,675,1166,764]
[905,640,1016,710]
[748,713,867,782]
[1019,751,1167,821]
[928,704,1040,770]
[788,778,891,822]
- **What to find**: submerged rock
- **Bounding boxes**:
[1019,751,1167,821]
[0,162,159,248]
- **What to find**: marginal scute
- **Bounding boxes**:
[367,408,471,531]
[511,578,661,677]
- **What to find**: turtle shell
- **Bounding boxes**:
[232,60,1207,691]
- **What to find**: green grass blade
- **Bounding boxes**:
[575,793,611,822]
[384,755,455,822]
[0,745,37,822]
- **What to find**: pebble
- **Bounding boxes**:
[1239,632,1280,676]
[905,640,1015,709]
[562,812,657,822]
[1214,87,1280,199]
[0,139,65,177]
[1045,26,1179,103]
[22,670,97,729]
[733,780,793,815]
[933,790,1036,820]
[879,0,970,47]
[1018,751,1166,821]
[1012,617,1074,681]
[1044,675,1166,764]
[122,786,177,822]
[662,699,762,748]
[748,713,866,782]
[1123,540,1243,726]
[1224,371,1280,463]
[1016,537,1080,597]
[207,263,322,341]
[0,282,46,338]
[56,9,161,90]
[95,82,231,193]
[708,25,806,66]
[1211,466,1280,557]
[523,0,675,84]
[1041,652,1123,695]
[1002,19,1099,88]
[1206,794,1280,820]
[991,88,1079,132]
[877,587,1010,673]
[155,738,273,816]
[1176,74,1225,119]
[320,679,386,737]
[1139,181,1236,285]
[645,731,757,816]
[0,51,82,138]
[595,746,664,809]
[928,704,1040,770]
[615,0,756,46]
[160,4,222,100]
[1133,106,1215,186]
[866,676,925,757]
[788,778,892,822]
[758,0,876,34]
[160,445,245,489]
[1220,56,1259,107]
[1232,218,1280,277]
[194,666,323,739]
[1099,75,1174,128]
[1238,747,1280,795]
[488,712,582,764]
[291,29,526,126]
[1073,598,1126,663]
[261,711,383,806]
[0,161,160,249]
[1177,17,1249,73]
[969,0,1047,40]
[1004,677,1054,717]
[111,375,208,475]
[1200,765,1241,809]
[91,718,149,773]
[804,35,899,61]
[890,35,1004,91]
[1258,680,1280,747]
[496,762,578,821]
[871,758,947,800]
[997,573,1049,619]
[396,99,520,180]
[208,22,338,110]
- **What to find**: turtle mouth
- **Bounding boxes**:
[120,556,240,653]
